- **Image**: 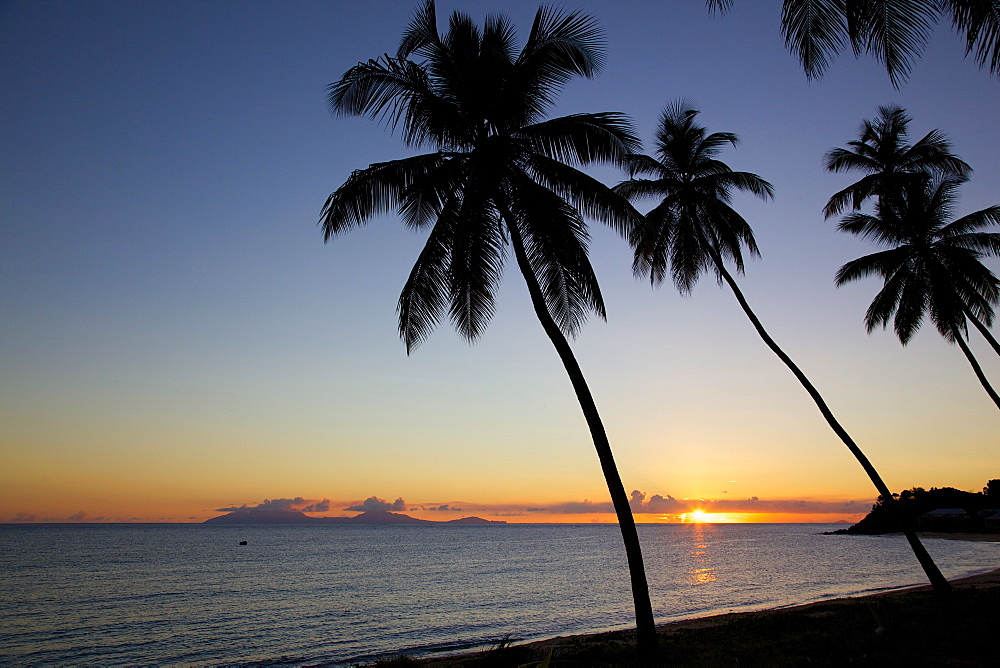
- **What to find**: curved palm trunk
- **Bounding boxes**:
[505,219,658,658]
[703,242,952,594]
[952,326,1000,410]
[962,305,1000,358]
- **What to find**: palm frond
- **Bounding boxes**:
[704,201,762,275]
[509,6,604,120]
[713,171,775,200]
[445,191,506,344]
[397,154,466,230]
[397,0,440,59]
[835,248,904,285]
[522,6,605,79]
[328,57,427,123]
[858,0,939,87]
[706,0,735,14]
[508,179,606,335]
[398,204,457,352]
[781,0,850,80]
[525,154,643,238]
[518,113,640,166]
[669,210,713,293]
[939,204,1000,245]
[320,154,444,238]
[890,264,929,342]
[948,0,1000,74]
[631,199,677,285]
[907,129,973,176]
[836,210,906,245]
[823,145,880,173]
[613,176,677,202]
[620,154,670,179]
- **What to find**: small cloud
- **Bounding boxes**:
[301,500,330,513]
[216,497,330,513]
[426,504,462,512]
[344,496,406,512]
[67,511,86,522]
[628,491,686,513]
[491,512,526,517]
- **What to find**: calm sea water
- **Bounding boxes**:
[1,523,997,665]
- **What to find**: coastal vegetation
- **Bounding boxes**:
[835,478,1000,534]
[321,0,656,656]
[828,107,1000,410]
[614,103,951,593]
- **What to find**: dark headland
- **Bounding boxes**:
[203,509,506,525]
[828,478,1000,536]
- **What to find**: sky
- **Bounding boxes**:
[2,0,998,524]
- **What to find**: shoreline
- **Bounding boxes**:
[407,567,1000,666]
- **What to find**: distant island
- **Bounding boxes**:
[831,478,1000,535]
[203,509,506,525]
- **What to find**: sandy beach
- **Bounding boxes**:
[404,550,1000,666]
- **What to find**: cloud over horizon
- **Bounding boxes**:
[344,496,406,512]
[215,497,331,513]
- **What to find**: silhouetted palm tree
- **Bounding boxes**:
[708,0,1000,86]
[321,1,658,654]
[616,100,952,593]
[836,173,1000,410]
[823,105,971,219]
[827,107,1000,359]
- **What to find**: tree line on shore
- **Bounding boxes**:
[836,478,1000,534]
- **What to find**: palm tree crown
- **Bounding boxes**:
[823,105,971,218]
[323,0,639,351]
[322,1,659,654]
[835,174,1000,344]
[614,101,773,293]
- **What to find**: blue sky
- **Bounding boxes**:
[1,0,997,522]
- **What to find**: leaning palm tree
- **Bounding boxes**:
[321,1,658,655]
[616,100,952,593]
[827,108,1000,358]
[836,173,1000,410]
[823,105,971,219]
[708,0,1000,86]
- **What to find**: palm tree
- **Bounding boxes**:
[708,0,1000,86]
[826,108,1000,359]
[835,173,1000,410]
[823,105,971,219]
[321,1,658,655]
[615,100,952,593]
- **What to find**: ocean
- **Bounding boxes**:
[1,523,997,665]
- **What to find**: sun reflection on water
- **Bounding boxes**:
[686,523,718,586]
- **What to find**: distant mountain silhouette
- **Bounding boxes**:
[203,509,506,525]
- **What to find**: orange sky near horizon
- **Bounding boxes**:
[1,490,874,525]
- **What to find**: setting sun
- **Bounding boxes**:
[683,509,732,523]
